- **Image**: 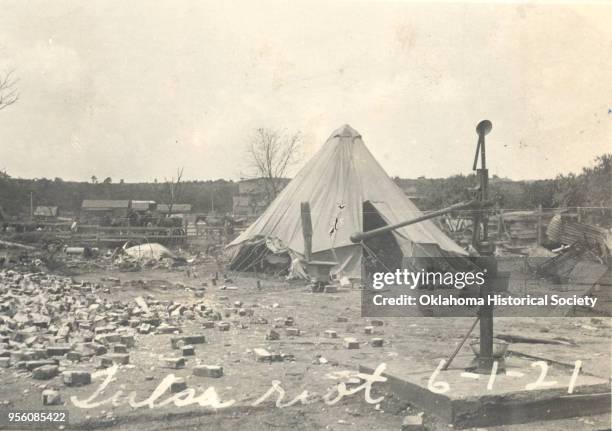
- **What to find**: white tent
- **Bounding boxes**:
[227,124,467,278]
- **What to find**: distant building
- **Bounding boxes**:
[33,206,58,220]
[157,203,192,215]
[237,178,266,195]
[232,194,263,218]
[232,178,289,219]
[131,200,156,212]
[81,200,130,224]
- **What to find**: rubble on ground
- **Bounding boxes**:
[0,264,381,408]
[0,268,235,400]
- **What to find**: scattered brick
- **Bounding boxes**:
[96,357,113,368]
[94,326,115,335]
[32,365,59,380]
[171,338,185,350]
[370,338,384,347]
[401,414,424,431]
[96,332,121,344]
[157,324,180,334]
[66,351,82,362]
[113,344,128,354]
[24,360,57,371]
[56,326,71,339]
[134,296,150,313]
[12,350,45,362]
[193,365,223,378]
[343,338,360,349]
[181,345,195,356]
[82,342,107,356]
[182,335,206,345]
[120,335,136,348]
[162,357,186,369]
[41,389,62,406]
[254,348,273,362]
[78,321,92,331]
[171,335,206,349]
[63,370,91,386]
[98,353,129,367]
[265,329,280,341]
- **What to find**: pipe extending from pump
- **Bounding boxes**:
[350,199,483,243]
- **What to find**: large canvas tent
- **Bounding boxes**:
[227,124,467,278]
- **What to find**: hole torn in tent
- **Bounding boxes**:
[228,236,295,276]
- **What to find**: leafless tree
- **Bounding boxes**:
[165,167,184,217]
[0,69,18,111]
[247,127,301,202]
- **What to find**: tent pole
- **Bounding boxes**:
[301,202,313,262]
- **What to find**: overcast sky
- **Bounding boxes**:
[0,1,610,182]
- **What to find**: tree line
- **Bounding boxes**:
[397,154,611,227]
[0,177,237,217]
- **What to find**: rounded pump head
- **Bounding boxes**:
[476,120,492,137]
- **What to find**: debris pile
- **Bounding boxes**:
[547,214,609,256]
[0,269,233,401]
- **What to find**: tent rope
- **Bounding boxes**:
[360,240,394,274]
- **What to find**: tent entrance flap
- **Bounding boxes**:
[367,200,478,274]
[362,201,404,273]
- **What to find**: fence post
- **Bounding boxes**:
[536,204,543,246]
[497,207,504,238]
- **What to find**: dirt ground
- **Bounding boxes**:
[0,261,610,431]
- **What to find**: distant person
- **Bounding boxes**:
[70,217,79,233]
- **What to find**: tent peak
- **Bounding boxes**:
[331,124,361,140]
[227,123,468,277]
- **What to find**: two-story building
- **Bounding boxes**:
[232,178,289,219]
